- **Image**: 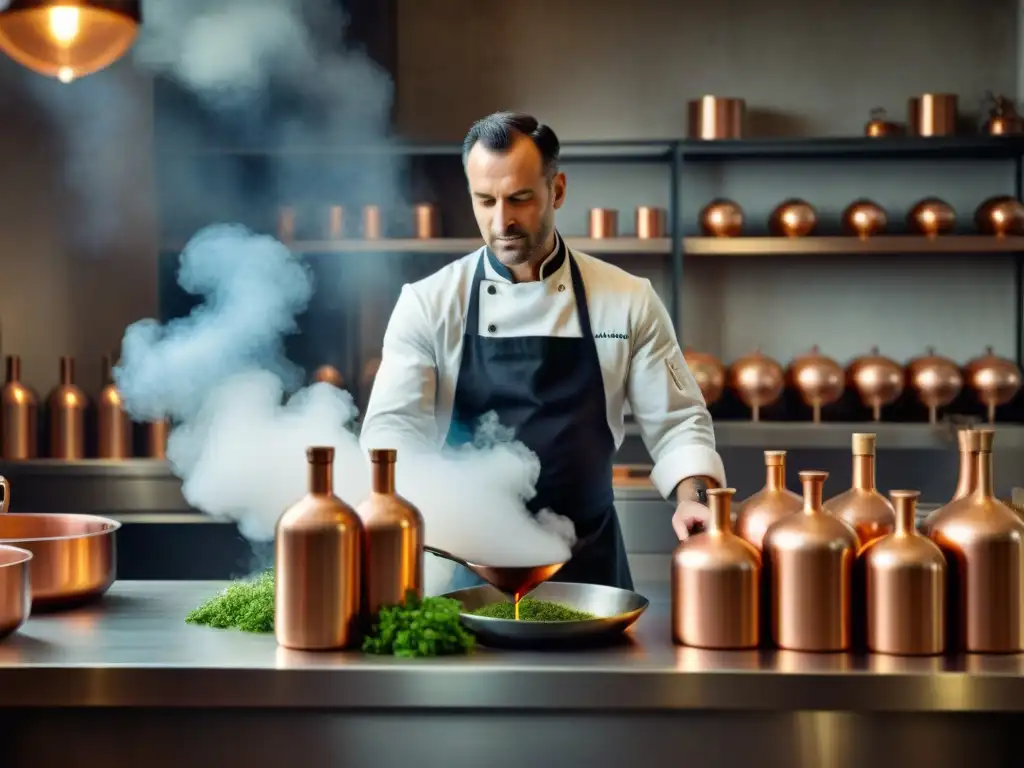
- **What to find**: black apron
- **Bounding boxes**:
[442,240,633,592]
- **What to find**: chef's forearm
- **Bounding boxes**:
[675,475,719,502]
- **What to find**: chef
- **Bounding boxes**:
[359,111,726,592]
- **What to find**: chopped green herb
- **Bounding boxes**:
[185,570,275,633]
[363,590,476,658]
[470,598,596,622]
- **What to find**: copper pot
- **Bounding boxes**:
[823,433,895,550]
[905,346,963,424]
[769,199,817,238]
[846,346,904,421]
[413,203,440,239]
[1,355,37,460]
[47,356,87,460]
[841,199,887,239]
[924,429,1024,653]
[908,93,958,137]
[97,354,131,460]
[786,345,844,423]
[687,96,746,140]
[699,199,743,237]
[311,364,345,389]
[984,93,1022,136]
[735,450,802,551]
[907,198,956,237]
[974,195,1024,237]
[963,345,1023,423]
[683,348,726,407]
[727,348,785,422]
[0,543,31,639]
[588,208,618,239]
[865,107,901,137]
[635,206,666,239]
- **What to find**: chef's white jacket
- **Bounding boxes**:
[359,237,727,499]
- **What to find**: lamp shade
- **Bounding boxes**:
[0,0,140,83]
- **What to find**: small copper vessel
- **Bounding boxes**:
[635,206,666,239]
[311,365,345,389]
[907,198,956,237]
[145,419,168,459]
[908,93,958,136]
[275,446,363,651]
[975,195,1024,237]
[0,542,31,639]
[963,345,1022,423]
[47,357,87,460]
[786,345,844,423]
[362,205,382,240]
[905,346,963,424]
[735,450,802,550]
[326,205,346,239]
[769,199,817,238]
[1,355,37,460]
[413,203,439,239]
[823,433,895,550]
[687,96,745,140]
[671,488,760,649]
[925,429,1024,653]
[728,348,784,421]
[588,208,618,239]
[984,93,1022,136]
[763,471,859,652]
[864,490,946,656]
[277,206,296,242]
[356,449,424,617]
[699,199,743,237]
[841,199,887,239]
[864,107,900,137]
[846,346,904,421]
[97,354,131,460]
[682,349,726,407]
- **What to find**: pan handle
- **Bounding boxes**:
[0,475,8,514]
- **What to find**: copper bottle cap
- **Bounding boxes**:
[958,428,981,453]
[851,432,876,456]
[307,446,334,464]
[369,448,397,463]
[764,450,786,466]
[977,427,995,453]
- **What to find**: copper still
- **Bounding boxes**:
[974,195,1024,237]
[1,355,37,460]
[727,348,784,421]
[984,93,1022,136]
[687,96,746,140]
[588,208,618,239]
[735,450,802,550]
[925,428,1024,653]
[907,198,956,237]
[841,199,887,239]
[847,346,903,421]
[905,346,963,423]
[786,345,844,423]
[671,488,760,649]
[277,205,296,242]
[864,490,946,656]
[635,206,666,239]
[769,199,817,238]
[47,356,87,460]
[97,355,131,460]
[275,446,363,651]
[413,203,439,239]
[145,419,169,459]
[682,349,725,407]
[762,470,859,652]
[698,199,743,237]
[362,205,382,240]
[823,433,895,549]
[356,449,424,616]
[864,108,900,137]
[908,93,958,137]
[326,205,346,239]
[963,346,1022,423]
[311,365,345,389]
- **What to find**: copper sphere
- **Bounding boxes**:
[842,199,888,239]
[727,348,784,421]
[683,348,726,406]
[907,198,956,237]
[905,346,963,424]
[963,346,1023,423]
[311,365,345,388]
[699,199,743,237]
[846,346,904,421]
[786,345,844,423]
[974,196,1024,237]
[769,199,817,238]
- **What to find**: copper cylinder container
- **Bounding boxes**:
[762,470,859,652]
[682,349,725,407]
[842,199,888,239]
[905,346,963,423]
[908,93,958,137]
[47,357,87,460]
[735,450,802,550]
[671,488,760,649]
[864,490,946,656]
[311,365,345,389]
[413,203,440,239]
[356,449,424,616]
[699,199,743,237]
[277,205,296,242]
[97,355,131,460]
[275,446,363,651]
[635,206,665,239]
[907,198,956,237]
[588,208,618,239]
[1,355,37,460]
[688,96,746,140]
[728,348,785,421]
[823,433,895,550]
[145,419,169,459]
[769,199,817,238]
[326,205,346,239]
[975,196,1024,237]
[847,346,904,421]
[963,345,1022,423]
[362,205,382,240]
[925,429,1024,653]
[786,345,844,423]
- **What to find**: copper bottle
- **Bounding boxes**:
[97,355,131,460]
[823,433,895,549]
[699,199,743,237]
[413,203,439,239]
[728,348,784,421]
[847,346,903,421]
[275,446,363,651]
[786,345,844,423]
[735,450,802,550]
[963,345,1022,423]
[671,488,760,649]
[311,365,345,389]
[277,206,296,242]
[865,490,946,656]
[905,346,963,424]
[907,198,956,237]
[588,208,618,239]
[925,429,1024,653]
[356,449,424,616]
[0,355,37,460]
[145,419,169,459]
[769,199,817,238]
[975,196,1024,237]
[362,205,382,240]
[47,356,87,460]
[326,205,346,239]
[682,348,725,406]
[635,206,665,239]
[763,471,858,652]
[841,199,887,239]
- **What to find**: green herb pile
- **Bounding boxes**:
[471,597,596,622]
[185,570,275,633]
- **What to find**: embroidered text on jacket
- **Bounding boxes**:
[594,331,628,340]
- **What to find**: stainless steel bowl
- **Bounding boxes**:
[443,581,649,650]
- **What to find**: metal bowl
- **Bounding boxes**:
[443,581,649,650]
[0,544,32,639]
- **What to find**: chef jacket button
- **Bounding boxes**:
[488,324,497,333]
[558,284,566,292]
[487,285,496,295]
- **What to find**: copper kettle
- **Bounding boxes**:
[905,346,963,424]
[786,345,844,423]
[962,346,1022,423]
[727,348,785,422]
[683,349,726,406]
[984,93,1022,136]
[864,108,900,138]
[846,346,903,421]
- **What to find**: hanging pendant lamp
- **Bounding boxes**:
[0,0,141,83]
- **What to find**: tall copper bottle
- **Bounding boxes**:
[762,470,858,652]
[145,419,169,459]
[925,429,1024,653]
[671,488,760,649]
[823,433,895,550]
[356,449,424,616]
[864,490,946,656]
[47,356,87,460]
[275,446,363,650]
[735,450,802,550]
[97,355,131,459]
[1,355,37,459]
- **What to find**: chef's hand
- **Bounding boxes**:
[672,499,709,540]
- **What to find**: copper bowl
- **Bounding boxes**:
[0,544,31,639]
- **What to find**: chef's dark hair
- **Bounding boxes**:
[462,111,561,179]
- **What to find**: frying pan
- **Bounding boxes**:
[0,544,32,638]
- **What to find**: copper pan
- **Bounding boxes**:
[425,544,564,599]
[0,476,119,612]
[0,544,31,639]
